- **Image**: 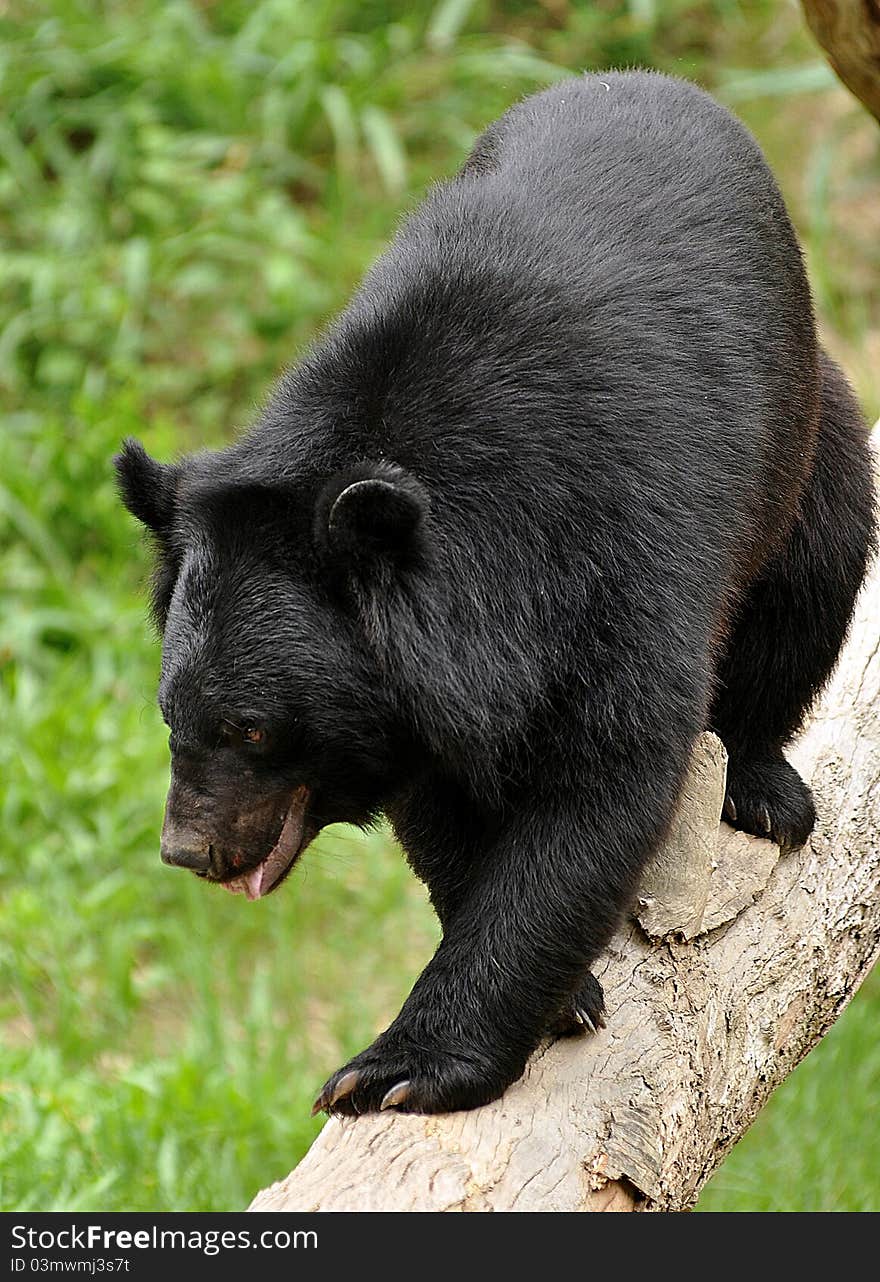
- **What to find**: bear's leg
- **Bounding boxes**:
[314,722,696,1116]
[390,778,607,1038]
[710,352,876,850]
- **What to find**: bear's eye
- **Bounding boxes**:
[220,719,268,747]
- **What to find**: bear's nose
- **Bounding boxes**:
[160,842,212,871]
[160,808,214,873]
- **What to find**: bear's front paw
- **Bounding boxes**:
[545,971,607,1038]
[312,1035,519,1117]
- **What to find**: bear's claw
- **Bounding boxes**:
[574,1005,603,1034]
[311,1067,362,1116]
[380,1080,411,1110]
[546,972,606,1038]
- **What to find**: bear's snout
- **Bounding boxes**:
[159,757,311,898]
[160,827,213,872]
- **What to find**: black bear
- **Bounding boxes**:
[116,71,877,1116]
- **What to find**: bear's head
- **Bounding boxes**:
[114,438,428,900]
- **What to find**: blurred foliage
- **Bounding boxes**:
[0,0,877,1212]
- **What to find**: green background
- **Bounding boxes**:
[1,0,878,1212]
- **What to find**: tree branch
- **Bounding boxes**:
[249,432,879,1213]
[802,1,880,122]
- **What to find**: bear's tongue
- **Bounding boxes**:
[224,788,309,902]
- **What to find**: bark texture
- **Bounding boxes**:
[802,0,880,122]
[250,434,879,1213]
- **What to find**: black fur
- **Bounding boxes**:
[115,439,179,536]
[116,72,877,1115]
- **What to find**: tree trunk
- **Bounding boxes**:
[249,432,879,1213]
[802,1,880,122]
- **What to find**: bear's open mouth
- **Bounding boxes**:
[222,785,312,902]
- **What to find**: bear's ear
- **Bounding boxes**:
[114,438,180,536]
[316,462,429,570]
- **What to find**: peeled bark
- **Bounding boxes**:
[802,1,880,122]
[250,433,879,1213]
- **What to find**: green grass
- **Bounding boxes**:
[1,0,878,1212]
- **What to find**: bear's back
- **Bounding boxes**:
[252,72,819,585]
[408,72,808,327]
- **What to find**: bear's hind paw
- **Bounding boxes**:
[723,753,816,853]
